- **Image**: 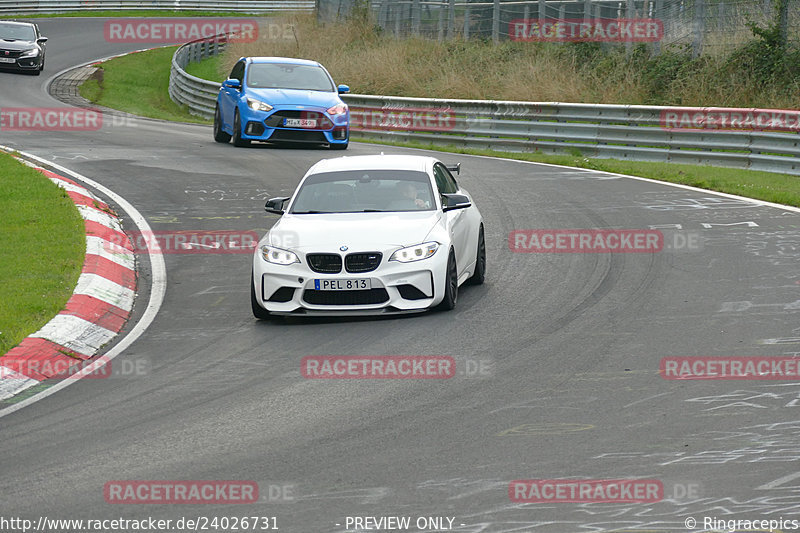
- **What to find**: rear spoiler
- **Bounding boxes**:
[446,163,461,175]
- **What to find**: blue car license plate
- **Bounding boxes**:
[284,118,317,128]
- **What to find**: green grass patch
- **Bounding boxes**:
[0,151,85,356]
[79,46,211,124]
[353,137,800,208]
[184,53,225,82]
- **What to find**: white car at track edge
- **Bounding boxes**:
[251,154,485,318]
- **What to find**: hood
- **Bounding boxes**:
[266,212,441,252]
[0,40,37,51]
[245,87,341,109]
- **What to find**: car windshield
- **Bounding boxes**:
[247,63,335,92]
[290,170,436,214]
[0,23,35,41]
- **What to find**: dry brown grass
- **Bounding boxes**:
[216,13,800,108]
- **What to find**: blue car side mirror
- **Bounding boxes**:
[223,78,242,90]
[337,84,350,94]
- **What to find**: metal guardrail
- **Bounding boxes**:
[170,38,800,176]
[0,0,314,14]
[169,35,226,119]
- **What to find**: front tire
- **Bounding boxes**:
[251,271,272,320]
[468,225,486,285]
[232,110,250,147]
[329,142,348,150]
[213,105,231,143]
[437,249,458,311]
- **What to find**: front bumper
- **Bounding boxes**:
[239,105,349,145]
[0,55,42,71]
[252,250,447,316]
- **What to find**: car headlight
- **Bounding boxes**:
[19,48,39,58]
[260,245,299,265]
[326,103,348,116]
[247,98,273,112]
[389,242,439,263]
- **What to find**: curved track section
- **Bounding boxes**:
[1,18,799,533]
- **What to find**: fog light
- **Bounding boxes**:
[246,122,265,136]
[332,127,348,140]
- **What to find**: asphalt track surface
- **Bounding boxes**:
[1,17,800,533]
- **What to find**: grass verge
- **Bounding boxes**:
[223,13,800,108]
[354,138,800,208]
[184,53,224,82]
[0,151,85,356]
[79,46,211,124]
[77,38,800,209]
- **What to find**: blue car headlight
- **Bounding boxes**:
[247,98,273,112]
[326,103,348,116]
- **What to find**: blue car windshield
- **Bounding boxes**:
[247,63,335,92]
[0,24,35,41]
[290,171,436,214]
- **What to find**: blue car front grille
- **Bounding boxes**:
[268,130,329,143]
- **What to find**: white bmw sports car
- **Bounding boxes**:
[251,154,485,318]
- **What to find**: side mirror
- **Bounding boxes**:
[337,84,350,94]
[445,163,461,175]
[222,78,242,90]
[441,193,471,212]
[265,197,290,215]
[37,36,48,44]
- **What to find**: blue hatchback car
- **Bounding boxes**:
[214,57,350,150]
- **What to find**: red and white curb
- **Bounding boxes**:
[0,160,137,399]
[0,149,166,417]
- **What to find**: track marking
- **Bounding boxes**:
[0,146,167,419]
[757,471,800,490]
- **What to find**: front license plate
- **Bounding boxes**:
[315,279,371,291]
[284,118,317,128]
[0,58,16,63]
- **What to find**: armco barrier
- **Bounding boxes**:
[169,38,800,176]
[169,35,227,119]
[0,0,313,14]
